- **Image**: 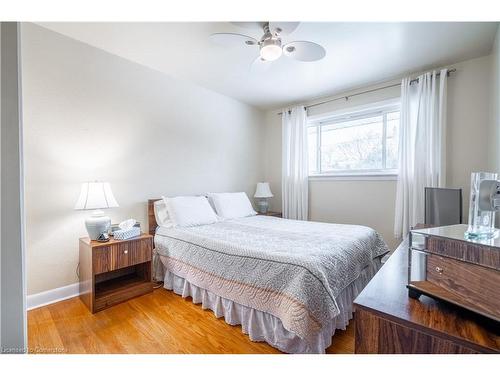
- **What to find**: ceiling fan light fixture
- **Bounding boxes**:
[210,22,327,69]
[260,38,282,61]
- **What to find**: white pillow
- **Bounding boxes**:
[207,192,257,219]
[162,196,218,227]
[154,199,173,228]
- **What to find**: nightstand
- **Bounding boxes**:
[79,233,154,313]
[257,211,282,218]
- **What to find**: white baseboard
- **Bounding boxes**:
[27,282,80,310]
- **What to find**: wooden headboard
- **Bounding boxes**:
[148,199,161,235]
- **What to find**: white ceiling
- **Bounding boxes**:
[36,22,498,110]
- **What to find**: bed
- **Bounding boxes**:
[148,199,388,353]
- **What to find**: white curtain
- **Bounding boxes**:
[394,69,448,238]
[282,106,308,220]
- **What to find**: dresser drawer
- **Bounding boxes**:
[409,248,500,321]
[427,236,500,270]
[109,238,152,271]
[426,253,500,318]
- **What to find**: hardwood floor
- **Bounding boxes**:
[28,288,354,354]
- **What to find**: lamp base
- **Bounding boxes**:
[85,210,111,240]
[256,199,269,214]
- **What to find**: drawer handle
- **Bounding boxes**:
[435,266,443,274]
[123,250,128,254]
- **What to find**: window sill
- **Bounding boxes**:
[308,173,398,181]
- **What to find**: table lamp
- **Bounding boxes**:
[74,182,119,240]
[254,182,273,214]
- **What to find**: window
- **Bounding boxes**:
[308,103,400,177]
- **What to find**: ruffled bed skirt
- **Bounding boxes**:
[158,255,381,354]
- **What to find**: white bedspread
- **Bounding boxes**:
[154,215,388,347]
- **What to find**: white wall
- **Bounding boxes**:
[447,55,493,220]
[491,25,500,224]
[264,54,494,251]
[22,24,266,295]
[491,25,500,173]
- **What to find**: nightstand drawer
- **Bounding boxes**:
[109,238,152,271]
[93,246,111,274]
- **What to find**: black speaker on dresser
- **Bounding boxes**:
[424,187,462,226]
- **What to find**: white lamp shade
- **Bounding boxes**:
[74,182,119,210]
[254,182,274,198]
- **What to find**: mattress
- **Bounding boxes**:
[154,215,388,351]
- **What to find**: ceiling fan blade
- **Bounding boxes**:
[230,22,265,30]
[209,33,258,48]
[250,56,272,74]
[283,41,326,62]
[269,22,300,35]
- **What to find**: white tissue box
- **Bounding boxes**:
[113,226,141,240]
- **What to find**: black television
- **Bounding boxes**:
[424,187,463,226]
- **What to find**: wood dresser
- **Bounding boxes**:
[79,233,154,313]
[353,239,500,353]
[408,224,500,322]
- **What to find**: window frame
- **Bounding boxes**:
[307,99,401,179]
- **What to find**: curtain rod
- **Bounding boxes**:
[277,68,456,115]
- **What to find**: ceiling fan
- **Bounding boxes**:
[209,22,326,70]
